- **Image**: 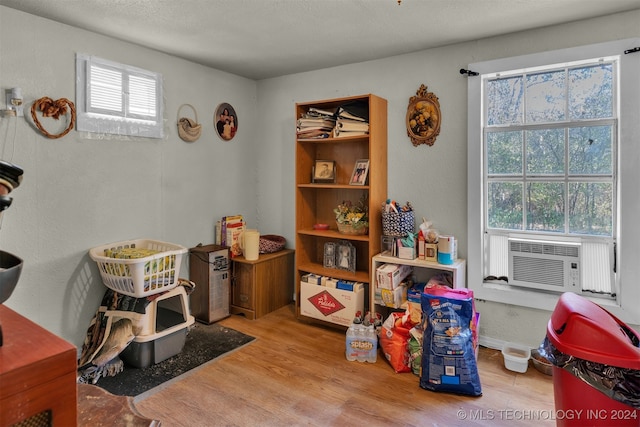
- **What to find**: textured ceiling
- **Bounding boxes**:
[1,0,639,80]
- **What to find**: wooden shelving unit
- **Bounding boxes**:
[295,94,387,327]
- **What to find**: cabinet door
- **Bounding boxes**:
[254,251,294,317]
[232,262,254,310]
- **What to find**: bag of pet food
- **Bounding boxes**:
[420,287,482,396]
[379,310,417,373]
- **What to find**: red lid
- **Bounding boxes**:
[547,292,640,369]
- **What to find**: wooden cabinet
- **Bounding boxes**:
[0,305,77,427]
[230,249,295,320]
[294,94,387,326]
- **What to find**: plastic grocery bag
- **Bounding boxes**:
[542,337,640,409]
[379,310,417,373]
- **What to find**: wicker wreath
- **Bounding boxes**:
[31,96,76,139]
[30,97,76,139]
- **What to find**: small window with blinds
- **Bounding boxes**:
[75,54,163,138]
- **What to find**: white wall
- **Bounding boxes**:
[256,9,640,348]
[0,7,258,349]
[2,5,638,351]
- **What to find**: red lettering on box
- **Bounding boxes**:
[308,290,346,316]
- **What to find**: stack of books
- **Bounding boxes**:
[296,107,336,139]
[333,101,369,138]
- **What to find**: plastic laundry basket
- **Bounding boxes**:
[89,239,187,297]
[545,292,640,427]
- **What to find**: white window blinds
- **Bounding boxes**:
[76,53,163,138]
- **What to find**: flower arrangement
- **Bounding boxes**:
[334,195,369,235]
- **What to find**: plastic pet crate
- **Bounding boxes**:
[120,286,195,368]
[89,239,187,297]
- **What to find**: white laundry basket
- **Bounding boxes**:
[89,239,187,297]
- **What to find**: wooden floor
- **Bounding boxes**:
[134,305,555,427]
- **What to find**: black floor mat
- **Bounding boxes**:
[93,321,255,397]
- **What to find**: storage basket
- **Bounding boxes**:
[259,235,286,254]
[336,222,368,235]
[89,239,187,298]
[382,211,415,237]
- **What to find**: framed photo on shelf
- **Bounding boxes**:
[312,160,336,183]
[336,241,356,273]
[349,159,369,186]
[323,242,336,269]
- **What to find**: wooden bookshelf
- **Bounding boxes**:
[294,94,387,327]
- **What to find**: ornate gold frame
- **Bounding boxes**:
[406,84,441,147]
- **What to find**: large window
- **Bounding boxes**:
[485,60,616,295]
[75,54,164,138]
[467,39,640,324]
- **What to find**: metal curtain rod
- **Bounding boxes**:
[624,47,640,54]
[460,68,479,76]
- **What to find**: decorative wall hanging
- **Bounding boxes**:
[30,97,76,139]
[176,104,202,142]
[406,84,441,147]
[214,102,237,141]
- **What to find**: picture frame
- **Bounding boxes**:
[214,102,238,141]
[349,159,369,186]
[406,84,441,147]
[323,242,336,269]
[336,241,356,273]
[312,160,336,183]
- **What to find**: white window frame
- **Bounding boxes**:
[75,53,164,139]
[467,38,640,325]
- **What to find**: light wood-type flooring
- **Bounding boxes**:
[134,304,555,427]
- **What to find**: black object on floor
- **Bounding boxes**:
[94,322,255,397]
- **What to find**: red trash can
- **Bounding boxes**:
[546,292,640,427]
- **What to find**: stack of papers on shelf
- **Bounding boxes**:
[333,100,369,138]
[296,108,336,139]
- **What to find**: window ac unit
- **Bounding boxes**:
[508,238,581,293]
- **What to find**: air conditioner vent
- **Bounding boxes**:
[512,256,565,287]
[509,240,579,258]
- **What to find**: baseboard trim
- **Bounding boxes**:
[478,335,506,351]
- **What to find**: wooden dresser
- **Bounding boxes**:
[0,305,77,426]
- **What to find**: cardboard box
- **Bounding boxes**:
[300,281,364,327]
[397,244,416,260]
[424,243,438,262]
[376,263,412,290]
[374,283,408,308]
